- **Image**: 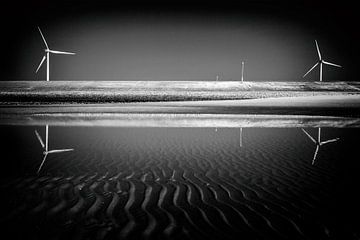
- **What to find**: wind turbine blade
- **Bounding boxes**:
[303,62,319,78]
[36,55,46,73]
[37,153,48,174]
[48,50,76,55]
[302,128,316,144]
[38,27,49,49]
[34,130,45,149]
[47,149,74,154]
[312,145,319,165]
[323,61,342,68]
[315,40,321,60]
[321,138,340,145]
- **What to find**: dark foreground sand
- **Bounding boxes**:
[0,127,357,240]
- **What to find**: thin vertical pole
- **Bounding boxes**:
[318,128,321,143]
[241,61,244,83]
[319,63,323,82]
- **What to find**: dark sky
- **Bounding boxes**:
[2,0,359,81]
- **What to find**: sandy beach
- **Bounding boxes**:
[1,81,360,103]
[2,0,359,237]
[1,82,359,239]
[1,94,360,127]
[1,127,356,240]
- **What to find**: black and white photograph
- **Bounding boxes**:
[0,0,359,239]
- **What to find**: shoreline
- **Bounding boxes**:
[1,82,360,126]
[1,94,360,115]
[1,113,359,127]
[2,94,360,127]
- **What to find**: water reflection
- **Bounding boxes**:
[302,127,340,165]
[240,127,243,147]
[215,127,243,147]
[34,124,74,173]
[0,125,356,240]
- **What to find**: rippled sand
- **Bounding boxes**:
[0,128,354,239]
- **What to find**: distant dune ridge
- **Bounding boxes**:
[1,81,359,103]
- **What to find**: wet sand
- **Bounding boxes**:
[0,127,357,240]
[1,82,359,239]
[0,113,359,128]
[1,95,360,127]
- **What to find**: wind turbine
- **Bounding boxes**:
[34,125,74,173]
[303,40,341,82]
[302,128,339,165]
[36,27,76,81]
[241,61,244,83]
